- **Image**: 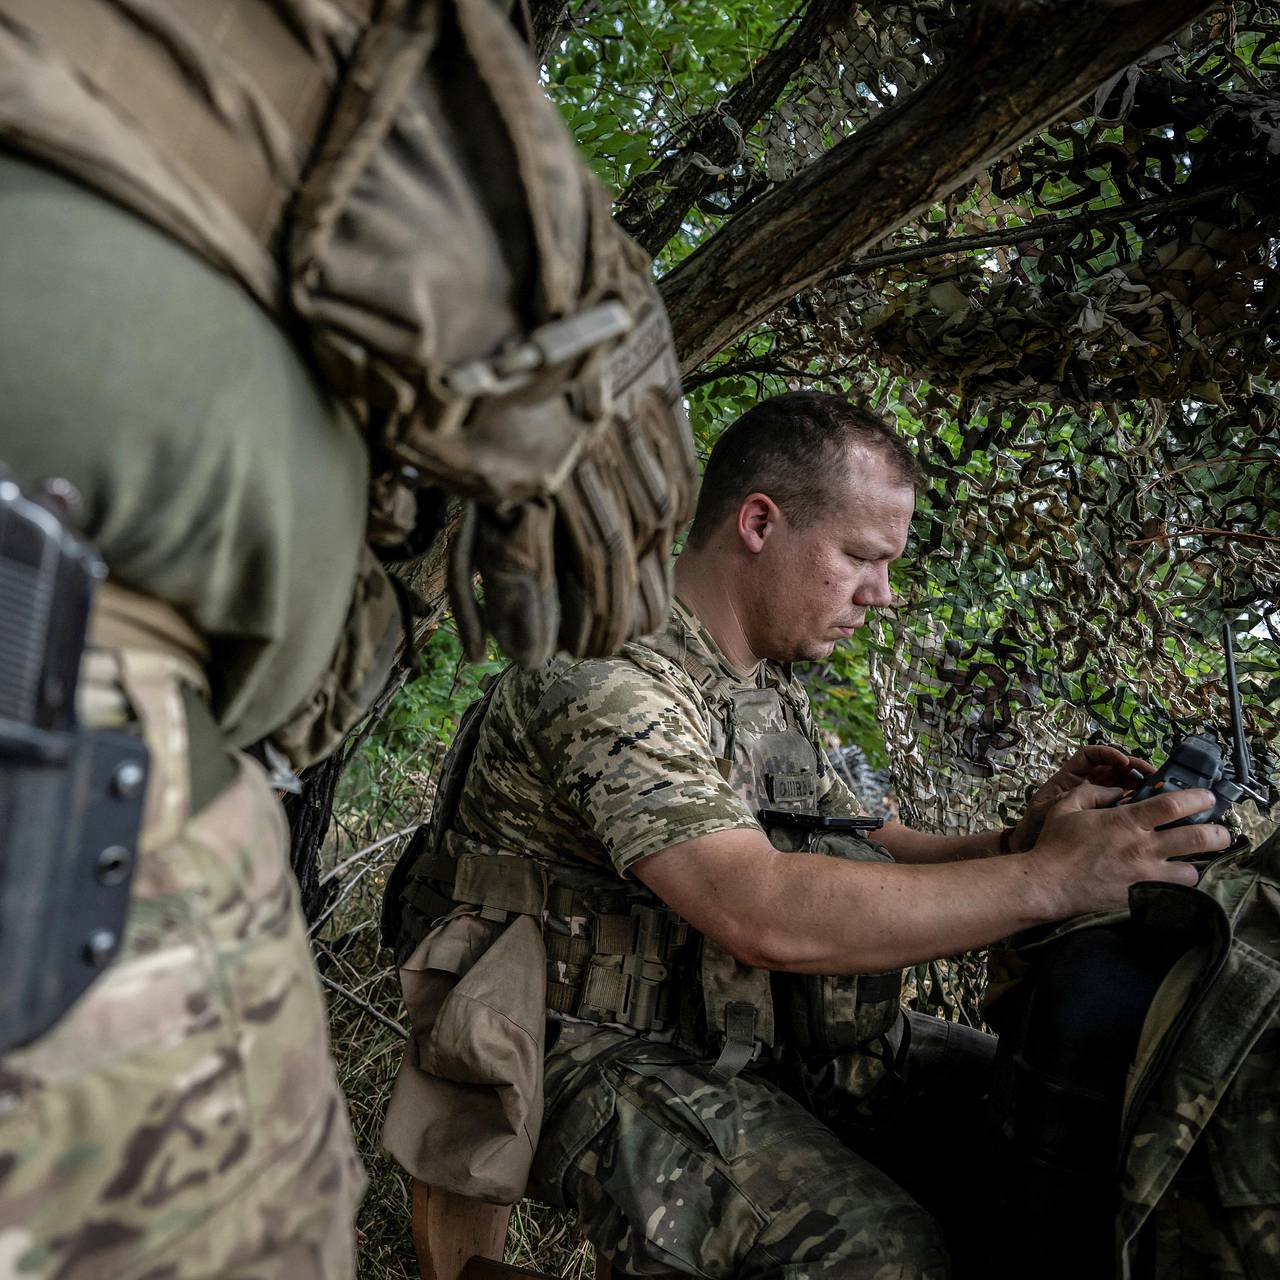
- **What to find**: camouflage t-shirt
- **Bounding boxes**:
[453,598,863,876]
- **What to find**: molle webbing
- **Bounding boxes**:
[545,900,688,1033]
[422,834,548,923]
[428,835,690,1037]
[453,842,547,919]
[711,1001,760,1081]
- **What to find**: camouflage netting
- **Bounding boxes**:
[709,2,1279,858]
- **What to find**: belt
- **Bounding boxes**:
[88,580,210,678]
[83,582,234,841]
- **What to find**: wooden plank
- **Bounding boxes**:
[411,1181,514,1280]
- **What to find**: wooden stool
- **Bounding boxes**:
[412,1180,551,1280]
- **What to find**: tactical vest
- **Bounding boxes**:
[385,615,903,1077]
[0,0,669,540]
[0,0,692,758]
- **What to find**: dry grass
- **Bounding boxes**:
[312,710,598,1280]
[311,847,414,1279]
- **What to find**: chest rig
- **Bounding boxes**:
[637,626,903,1076]
[383,619,904,1079]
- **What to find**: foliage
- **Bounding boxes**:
[559,0,1280,838]
[339,627,503,833]
[315,626,516,1280]
[544,0,802,264]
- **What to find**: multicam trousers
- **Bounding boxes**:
[0,652,364,1280]
[531,1011,996,1280]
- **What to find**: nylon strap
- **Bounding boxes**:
[89,581,210,690]
[544,899,688,1033]
[594,913,634,954]
[546,980,580,1014]
[83,583,218,853]
[710,1000,759,1082]
[546,933,593,966]
[857,970,904,1004]
[445,834,547,917]
[580,961,627,1021]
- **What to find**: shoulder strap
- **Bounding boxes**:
[629,617,738,707]
[379,668,506,949]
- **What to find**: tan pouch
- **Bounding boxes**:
[291,0,694,667]
[382,910,546,1204]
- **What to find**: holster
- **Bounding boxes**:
[0,709,147,1054]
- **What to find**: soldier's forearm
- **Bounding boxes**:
[635,828,1056,974]
[636,784,1223,975]
[875,821,1006,864]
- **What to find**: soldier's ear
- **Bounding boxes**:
[737,492,779,553]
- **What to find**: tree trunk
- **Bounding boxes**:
[660,0,1219,373]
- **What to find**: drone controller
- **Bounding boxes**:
[1117,622,1266,832]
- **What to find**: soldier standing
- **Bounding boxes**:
[0,0,692,1275]
[386,392,1231,1278]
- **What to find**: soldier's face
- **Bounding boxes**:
[755,452,914,663]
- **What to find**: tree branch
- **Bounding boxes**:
[659,0,1220,374]
[683,354,851,392]
[1128,528,1280,548]
[615,0,850,256]
[317,824,418,888]
[833,182,1246,279]
[523,0,601,63]
[318,973,409,1041]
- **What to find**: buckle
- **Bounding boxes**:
[438,302,633,399]
[618,954,669,1030]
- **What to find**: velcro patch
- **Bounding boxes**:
[768,772,816,804]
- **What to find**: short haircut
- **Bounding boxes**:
[686,391,924,547]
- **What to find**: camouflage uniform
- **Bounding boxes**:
[1115,829,1280,1279]
[0,636,365,1280]
[0,152,369,1276]
[393,601,996,1278]
[1,0,689,1273]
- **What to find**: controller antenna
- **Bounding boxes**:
[1222,621,1266,803]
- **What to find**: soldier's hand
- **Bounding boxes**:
[1009,744,1155,853]
[1029,783,1229,917]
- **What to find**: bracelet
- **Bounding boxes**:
[998,827,1016,854]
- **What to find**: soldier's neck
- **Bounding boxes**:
[673,551,762,677]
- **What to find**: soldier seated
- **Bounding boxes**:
[385,391,1230,1279]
